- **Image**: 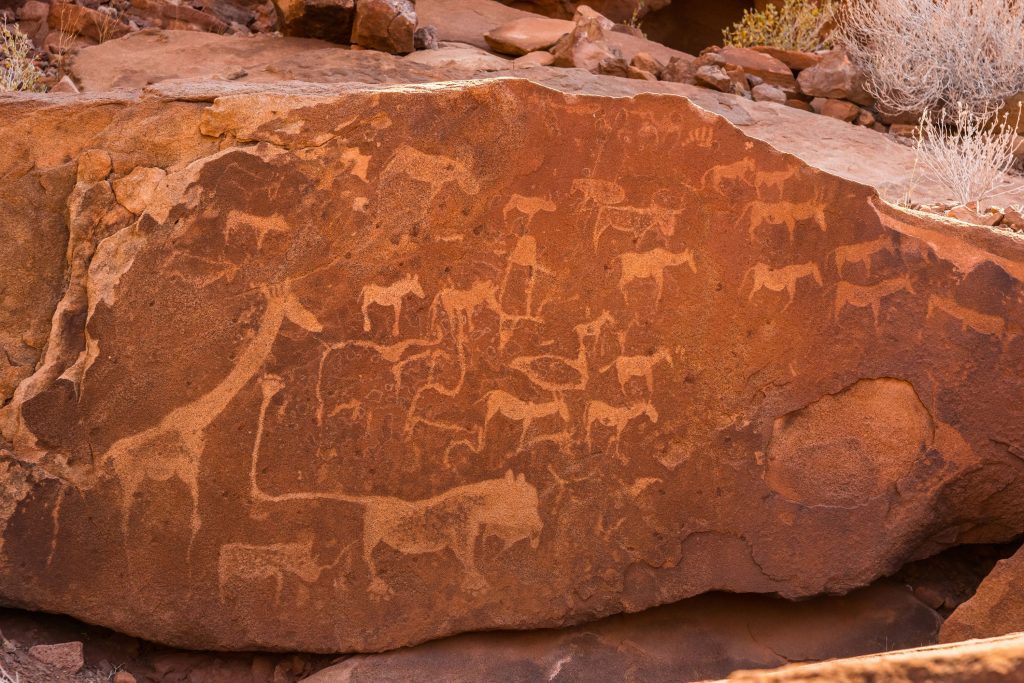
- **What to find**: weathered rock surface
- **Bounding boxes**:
[940,544,1024,643]
[305,582,941,682]
[724,633,1024,682]
[67,30,1024,206]
[3,79,1024,653]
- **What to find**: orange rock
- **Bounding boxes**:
[751,45,821,72]
[797,49,872,106]
[2,79,1024,654]
[272,0,354,42]
[352,0,415,54]
[941,545,1024,642]
[484,16,572,56]
[723,633,1024,682]
[719,46,797,93]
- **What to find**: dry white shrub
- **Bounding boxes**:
[835,0,1024,114]
[0,662,19,683]
[1,19,45,93]
[914,103,1023,210]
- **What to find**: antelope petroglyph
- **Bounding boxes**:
[584,400,659,459]
[218,538,332,606]
[747,262,824,308]
[481,390,570,449]
[834,275,916,324]
[834,236,896,278]
[359,274,426,336]
[572,178,625,207]
[617,248,697,303]
[927,295,1007,338]
[745,197,827,242]
[593,205,682,248]
[502,194,556,226]
[601,348,673,394]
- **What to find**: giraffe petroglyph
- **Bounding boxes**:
[98,282,322,555]
[617,248,697,303]
[360,274,425,336]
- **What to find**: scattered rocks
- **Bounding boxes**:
[718,45,796,93]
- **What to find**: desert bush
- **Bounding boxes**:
[0,19,44,93]
[723,0,833,52]
[913,103,1022,210]
[834,0,1024,115]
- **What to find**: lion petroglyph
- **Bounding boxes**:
[834,275,916,324]
[617,248,697,303]
[99,283,322,555]
[601,348,673,394]
[584,400,659,459]
[380,145,480,203]
[745,197,827,242]
[747,262,824,308]
[481,390,570,449]
[701,158,756,193]
[360,274,426,336]
[247,395,544,599]
[218,538,332,605]
[834,236,897,278]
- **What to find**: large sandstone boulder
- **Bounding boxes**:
[2,79,1024,654]
[940,545,1024,643]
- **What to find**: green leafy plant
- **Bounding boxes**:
[723,0,833,52]
[1,19,45,93]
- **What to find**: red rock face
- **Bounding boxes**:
[2,80,1024,653]
[941,544,1024,643]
